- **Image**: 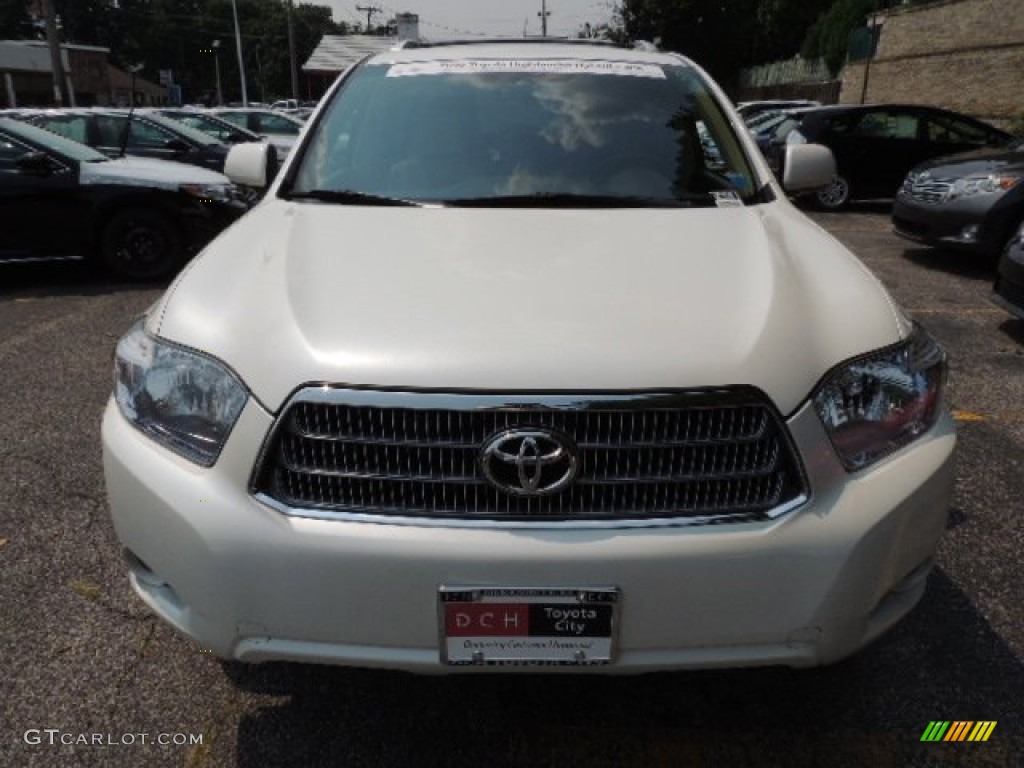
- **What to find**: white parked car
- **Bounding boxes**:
[103,40,955,673]
[208,107,303,160]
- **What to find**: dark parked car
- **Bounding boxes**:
[892,140,1024,257]
[736,99,820,122]
[208,107,304,159]
[0,117,248,279]
[149,109,281,183]
[749,108,815,157]
[993,222,1024,319]
[25,108,234,173]
[148,107,263,144]
[766,104,1013,209]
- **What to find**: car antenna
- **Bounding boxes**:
[121,63,145,158]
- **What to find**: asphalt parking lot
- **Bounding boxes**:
[1,207,1022,768]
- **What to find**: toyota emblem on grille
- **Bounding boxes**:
[480,429,579,496]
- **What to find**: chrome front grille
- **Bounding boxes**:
[905,177,953,204]
[252,389,807,525]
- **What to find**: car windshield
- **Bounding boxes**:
[288,57,761,206]
[0,116,108,162]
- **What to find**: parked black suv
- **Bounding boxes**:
[766,104,1012,209]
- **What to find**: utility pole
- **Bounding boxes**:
[230,0,248,106]
[537,0,550,37]
[356,5,382,33]
[41,0,70,105]
[287,0,299,101]
[211,40,223,106]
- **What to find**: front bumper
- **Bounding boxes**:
[102,397,956,673]
[993,231,1024,318]
[891,193,1012,256]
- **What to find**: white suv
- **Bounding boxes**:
[103,41,955,672]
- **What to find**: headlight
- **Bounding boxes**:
[950,172,1021,198]
[900,171,920,195]
[113,321,248,467]
[179,182,240,203]
[814,325,946,471]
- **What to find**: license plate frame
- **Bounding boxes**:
[439,587,619,667]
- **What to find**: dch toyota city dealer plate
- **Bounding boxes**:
[439,587,619,666]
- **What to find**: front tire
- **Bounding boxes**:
[815,174,852,210]
[101,208,182,280]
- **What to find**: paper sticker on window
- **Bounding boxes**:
[711,191,744,208]
[387,60,666,79]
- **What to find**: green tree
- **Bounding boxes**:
[41,0,341,104]
[618,0,761,85]
[0,0,32,39]
[801,0,879,76]
[616,0,834,85]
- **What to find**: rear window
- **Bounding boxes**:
[289,57,761,206]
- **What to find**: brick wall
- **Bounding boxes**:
[840,0,1024,127]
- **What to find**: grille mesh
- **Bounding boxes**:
[253,391,806,523]
[905,178,953,204]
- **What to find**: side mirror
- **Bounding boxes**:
[782,143,836,193]
[228,131,250,144]
[164,138,190,152]
[16,151,57,176]
[224,141,274,188]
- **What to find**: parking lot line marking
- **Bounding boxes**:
[952,410,1024,422]
[907,308,1006,315]
[953,411,986,422]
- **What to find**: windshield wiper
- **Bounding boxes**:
[285,189,421,207]
[443,193,702,208]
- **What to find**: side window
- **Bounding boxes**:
[180,115,230,141]
[822,113,860,135]
[36,116,90,145]
[216,112,248,129]
[853,110,917,139]
[127,119,175,149]
[890,113,918,139]
[94,115,126,146]
[256,113,300,135]
[0,134,32,171]
[926,115,995,145]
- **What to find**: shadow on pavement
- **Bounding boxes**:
[997,317,1024,346]
[0,260,171,299]
[227,569,1023,767]
[900,246,1000,281]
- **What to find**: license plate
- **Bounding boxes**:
[439,587,619,666]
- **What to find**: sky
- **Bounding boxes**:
[306,1,618,39]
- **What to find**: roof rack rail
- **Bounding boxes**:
[399,37,625,50]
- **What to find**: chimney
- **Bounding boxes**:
[395,12,419,41]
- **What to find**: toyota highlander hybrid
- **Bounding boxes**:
[102,41,956,673]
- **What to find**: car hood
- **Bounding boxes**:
[80,155,230,189]
[913,146,1024,177]
[152,201,907,414]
